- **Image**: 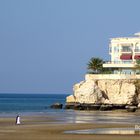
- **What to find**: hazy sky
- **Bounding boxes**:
[0,0,140,94]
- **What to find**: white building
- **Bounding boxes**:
[103,33,140,74]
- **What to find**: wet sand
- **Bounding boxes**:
[0,116,140,140]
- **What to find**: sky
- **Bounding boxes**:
[0,0,140,94]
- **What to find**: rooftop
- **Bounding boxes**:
[111,32,140,41]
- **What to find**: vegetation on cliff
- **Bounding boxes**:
[87,57,103,73]
[87,57,112,74]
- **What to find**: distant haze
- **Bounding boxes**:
[0,0,140,94]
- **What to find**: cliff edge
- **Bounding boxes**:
[66,74,140,106]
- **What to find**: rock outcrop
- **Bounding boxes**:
[125,105,137,112]
[67,74,140,106]
[50,103,63,109]
[66,95,75,103]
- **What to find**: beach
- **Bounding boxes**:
[0,115,140,140]
[1,0,140,139]
[0,94,140,139]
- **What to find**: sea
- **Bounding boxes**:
[0,93,67,115]
[0,93,140,124]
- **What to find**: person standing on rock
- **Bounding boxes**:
[15,115,21,125]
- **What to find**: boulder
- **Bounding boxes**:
[50,103,63,109]
[125,106,137,112]
[66,95,76,103]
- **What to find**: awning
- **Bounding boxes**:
[120,54,132,60]
[134,55,140,59]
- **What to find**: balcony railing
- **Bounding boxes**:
[134,49,140,52]
[104,61,135,64]
[121,49,132,52]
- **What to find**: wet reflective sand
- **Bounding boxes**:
[65,127,140,135]
[47,110,140,124]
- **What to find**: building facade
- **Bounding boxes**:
[103,33,140,74]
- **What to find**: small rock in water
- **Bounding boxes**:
[50,103,63,109]
[125,106,137,112]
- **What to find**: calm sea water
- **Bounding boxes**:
[0,93,67,115]
[0,93,140,124]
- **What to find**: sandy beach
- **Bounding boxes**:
[0,116,140,140]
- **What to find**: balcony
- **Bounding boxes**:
[103,61,135,68]
[104,61,135,64]
[121,48,132,53]
[134,49,140,53]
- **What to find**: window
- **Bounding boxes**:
[135,45,140,52]
[121,46,132,52]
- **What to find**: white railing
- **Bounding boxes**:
[104,61,135,64]
[134,49,140,52]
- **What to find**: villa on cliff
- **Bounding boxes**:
[66,33,140,106]
[103,32,140,74]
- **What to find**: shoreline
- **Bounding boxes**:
[1,109,140,124]
[0,114,140,140]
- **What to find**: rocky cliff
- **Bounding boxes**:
[67,74,140,106]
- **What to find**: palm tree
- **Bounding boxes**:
[87,57,103,74]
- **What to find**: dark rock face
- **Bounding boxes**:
[65,103,101,110]
[65,103,101,111]
[50,103,63,109]
[74,104,84,110]
[82,104,101,110]
[112,104,126,110]
[99,104,113,111]
[64,103,138,112]
[125,106,137,112]
[64,103,75,109]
